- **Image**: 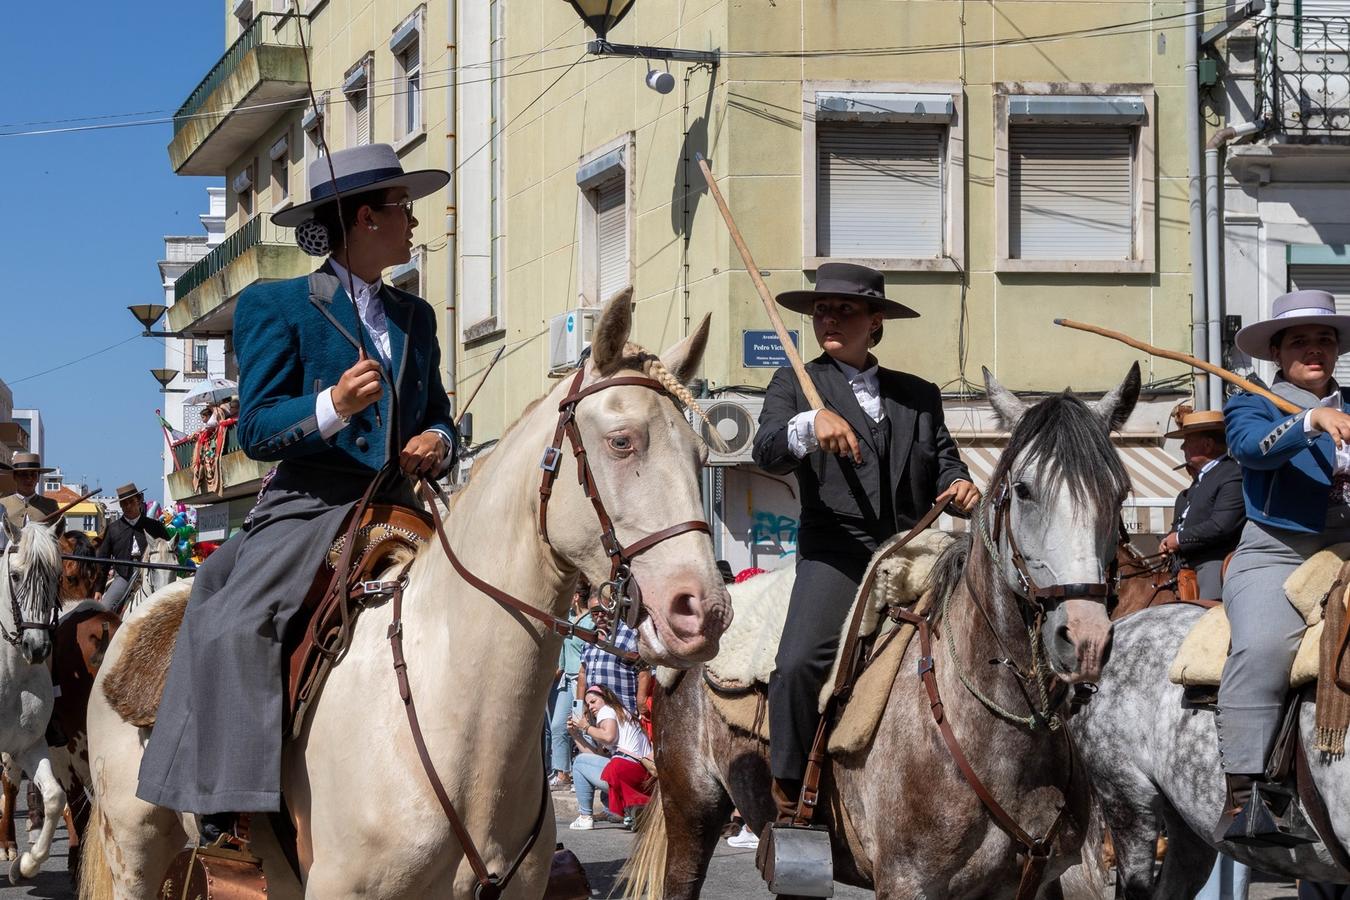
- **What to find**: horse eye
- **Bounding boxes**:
[609,435,633,452]
[1013,482,1033,501]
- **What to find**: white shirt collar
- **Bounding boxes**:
[125,515,141,527]
[329,258,383,302]
[835,357,879,384]
[1195,456,1225,480]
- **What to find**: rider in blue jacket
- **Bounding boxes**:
[1217,290,1350,844]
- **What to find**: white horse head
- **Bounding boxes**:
[983,362,1140,683]
[0,521,61,666]
[533,290,732,665]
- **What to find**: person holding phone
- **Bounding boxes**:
[565,685,652,830]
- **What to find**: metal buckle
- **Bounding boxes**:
[360,580,392,596]
[917,656,935,676]
[539,446,563,472]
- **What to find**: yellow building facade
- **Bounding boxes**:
[460,1,1196,566]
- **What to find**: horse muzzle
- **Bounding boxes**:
[1045,596,1113,683]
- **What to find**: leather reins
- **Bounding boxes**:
[372,368,714,899]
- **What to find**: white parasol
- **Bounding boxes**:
[182,377,238,406]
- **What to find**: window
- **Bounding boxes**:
[576,136,633,306]
[233,162,255,219]
[1297,0,1350,50]
[803,85,963,271]
[344,56,373,147]
[269,132,290,207]
[1289,260,1350,381]
[390,247,423,295]
[391,13,423,142]
[302,93,328,192]
[997,88,1155,273]
[184,340,208,376]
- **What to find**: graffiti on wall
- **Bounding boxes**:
[751,510,799,558]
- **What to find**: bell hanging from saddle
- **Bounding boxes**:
[159,833,268,900]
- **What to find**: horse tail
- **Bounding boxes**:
[76,799,115,900]
[617,784,667,900]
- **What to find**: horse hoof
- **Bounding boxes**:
[17,853,38,880]
[8,858,18,884]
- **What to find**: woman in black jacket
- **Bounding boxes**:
[751,263,979,821]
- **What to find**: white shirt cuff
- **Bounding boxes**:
[316,387,349,440]
[786,409,821,458]
[1305,409,1319,435]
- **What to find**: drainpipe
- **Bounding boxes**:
[1205,118,1262,403]
[445,0,459,416]
[1186,0,1210,409]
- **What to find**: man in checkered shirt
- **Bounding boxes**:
[578,609,645,717]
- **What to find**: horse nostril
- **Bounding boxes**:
[1056,626,1072,648]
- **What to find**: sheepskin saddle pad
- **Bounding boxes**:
[102,580,194,728]
[1169,543,1350,689]
[682,530,956,703]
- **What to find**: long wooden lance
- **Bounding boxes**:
[694,153,824,411]
[1054,318,1301,415]
[38,487,103,528]
[456,345,506,428]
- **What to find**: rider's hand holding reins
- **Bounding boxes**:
[333,357,384,418]
[815,409,863,463]
[1307,406,1350,449]
[947,479,981,513]
[400,432,446,477]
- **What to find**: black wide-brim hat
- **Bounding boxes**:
[272,144,450,228]
[775,262,918,319]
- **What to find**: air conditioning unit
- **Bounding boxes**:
[690,397,763,465]
[548,307,601,373]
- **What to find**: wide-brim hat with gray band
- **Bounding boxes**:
[271,144,450,229]
[775,262,919,319]
[115,483,145,502]
[8,452,52,475]
[1234,289,1350,361]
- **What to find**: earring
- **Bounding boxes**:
[369,224,379,231]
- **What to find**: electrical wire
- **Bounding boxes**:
[2,2,1240,139]
[4,335,142,386]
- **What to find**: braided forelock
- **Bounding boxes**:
[621,342,731,454]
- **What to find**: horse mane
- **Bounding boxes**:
[990,392,1130,512]
[11,524,61,622]
[925,531,971,606]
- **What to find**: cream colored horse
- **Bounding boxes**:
[79,291,732,899]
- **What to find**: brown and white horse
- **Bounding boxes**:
[79,291,732,899]
[624,365,1141,900]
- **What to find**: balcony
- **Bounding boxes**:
[167,421,273,505]
[169,13,310,175]
[1256,10,1350,141]
[168,214,311,336]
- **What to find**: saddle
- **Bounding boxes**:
[101,502,432,739]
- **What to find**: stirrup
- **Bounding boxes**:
[1223,781,1317,847]
[758,822,834,897]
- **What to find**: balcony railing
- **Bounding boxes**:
[1257,9,1350,138]
[176,215,288,303]
[170,420,243,473]
[173,13,305,138]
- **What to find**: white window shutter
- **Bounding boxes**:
[1288,264,1350,382]
[596,179,627,302]
[817,123,944,258]
[354,91,369,145]
[1009,126,1134,260]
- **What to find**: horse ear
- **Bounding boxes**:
[0,518,17,550]
[659,313,711,385]
[983,366,1028,430]
[1093,361,1142,432]
[589,287,634,377]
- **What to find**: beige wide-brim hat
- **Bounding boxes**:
[1234,289,1350,361]
[115,483,145,502]
[8,452,53,474]
[271,143,450,228]
[1164,410,1226,440]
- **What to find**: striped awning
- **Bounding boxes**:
[942,443,1191,535]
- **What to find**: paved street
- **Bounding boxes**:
[0,794,1307,898]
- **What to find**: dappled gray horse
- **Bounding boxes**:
[625,364,1141,900]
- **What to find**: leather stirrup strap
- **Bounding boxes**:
[1294,722,1350,874]
[792,489,957,827]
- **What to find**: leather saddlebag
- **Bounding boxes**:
[159,842,267,900]
[543,844,591,900]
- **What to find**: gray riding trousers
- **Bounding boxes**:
[1217,510,1350,774]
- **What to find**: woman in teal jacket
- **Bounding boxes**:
[1217,290,1350,843]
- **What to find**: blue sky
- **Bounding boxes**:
[1,3,222,501]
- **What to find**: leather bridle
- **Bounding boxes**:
[0,545,59,649]
[377,367,715,900]
[537,367,712,635]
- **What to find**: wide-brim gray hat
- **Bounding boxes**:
[1235,289,1350,361]
[271,143,450,228]
[776,262,918,319]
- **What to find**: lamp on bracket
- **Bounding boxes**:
[128,303,181,339]
[151,368,188,394]
[561,0,719,68]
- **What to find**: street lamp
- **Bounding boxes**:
[561,0,720,69]
[128,303,181,339]
[151,368,188,394]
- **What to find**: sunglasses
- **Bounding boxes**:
[380,199,415,217]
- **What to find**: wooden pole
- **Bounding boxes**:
[1054,318,1301,415]
[456,345,506,427]
[695,153,824,410]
